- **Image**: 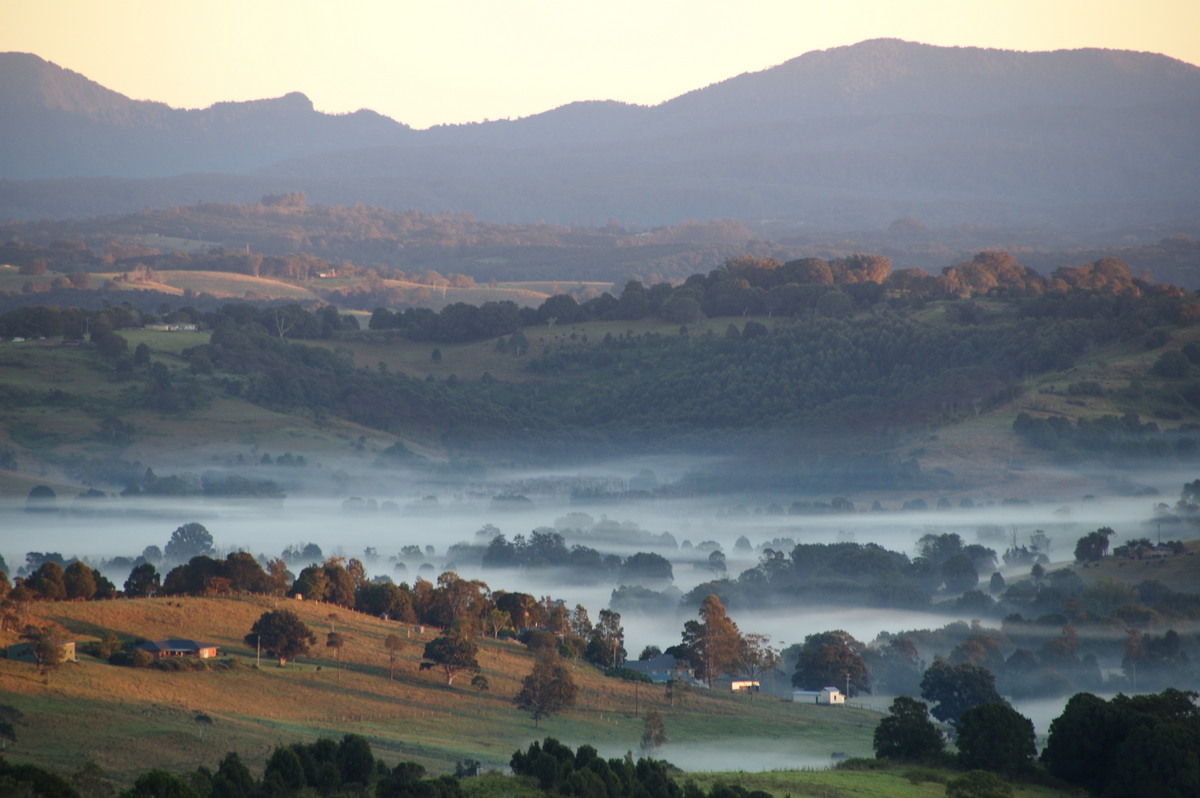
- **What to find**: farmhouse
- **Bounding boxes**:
[623,653,696,684]
[135,639,219,658]
[791,686,845,705]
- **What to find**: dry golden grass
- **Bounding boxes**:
[1,596,877,786]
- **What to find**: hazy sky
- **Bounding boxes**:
[5,1,1196,129]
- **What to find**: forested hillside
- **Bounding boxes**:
[4,244,1200,495]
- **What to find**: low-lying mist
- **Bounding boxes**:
[6,456,1192,663]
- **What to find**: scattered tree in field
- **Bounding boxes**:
[640,711,667,753]
[326,631,346,678]
[420,622,480,686]
[665,677,690,708]
[472,674,490,713]
[384,633,403,681]
[194,713,213,742]
[514,650,578,727]
[873,696,945,762]
[245,609,316,666]
[20,625,67,674]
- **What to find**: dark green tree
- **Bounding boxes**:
[956,702,1036,776]
[920,659,1004,726]
[25,561,67,600]
[124,562,160,597]
[336,733,374,785]
[1074,527,1114,562]
[791,630,869,697]
[123,769,198,798]
[62,561,97,600]
[210,752,255,798]
[1042,689,1200,798]
[872,696,944,762]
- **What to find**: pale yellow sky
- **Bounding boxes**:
[4,0,1196,129]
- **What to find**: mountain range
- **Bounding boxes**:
[2,39,1199,229]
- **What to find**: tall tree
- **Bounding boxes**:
[585,608,625,668]
[681,594,744,686]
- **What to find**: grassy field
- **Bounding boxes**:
[682,766,1072,798]
[1,596,881,788]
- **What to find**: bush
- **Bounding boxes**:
[833,757,889,771]
[604,666,652,682]
[131,649,155,668]
[902,766,947,785]
[945,770,1013,798]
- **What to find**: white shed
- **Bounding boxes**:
[792,686,845,705]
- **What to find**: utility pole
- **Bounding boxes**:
[256,634,261,668]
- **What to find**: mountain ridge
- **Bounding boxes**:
[2,40,1198,228]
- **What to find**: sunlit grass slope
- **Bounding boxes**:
[1,596,879,787]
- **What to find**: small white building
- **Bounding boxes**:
[714,677,760,693]
[792,686,845,705]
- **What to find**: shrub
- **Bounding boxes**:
[945,770,1013,798]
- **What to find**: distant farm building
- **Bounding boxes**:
[792,686,845,705]
[623,654,696,684]
[135,639,219,659]
[144,324,198,332]
[714,677,760,692]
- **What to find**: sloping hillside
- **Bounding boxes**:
[0,596,878,784]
